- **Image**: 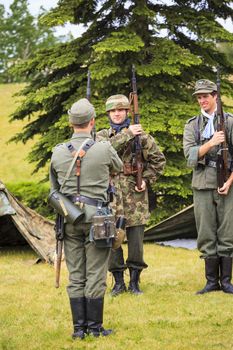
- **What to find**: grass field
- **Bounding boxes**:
[1,84,233,350]
[1,244,233,350]
[0,84,47,183]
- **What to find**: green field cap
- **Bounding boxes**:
[68,98,96,124]
[193,79,217,95]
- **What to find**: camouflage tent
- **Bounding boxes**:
[0,180,197,262]
[144,205,197,241]
[0,182,55,263]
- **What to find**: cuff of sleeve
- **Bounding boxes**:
[126,128,134,138]
[187,146,202,167]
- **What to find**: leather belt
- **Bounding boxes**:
[205,159,217,168]
[69,195,108,207]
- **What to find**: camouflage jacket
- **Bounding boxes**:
[97,127,166,226]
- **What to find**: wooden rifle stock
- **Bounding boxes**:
[216,68,228,188]
[55,214,64,288]
[55,239,63,288]
[130,65,143,190]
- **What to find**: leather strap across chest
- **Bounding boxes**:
[66,139,95,195]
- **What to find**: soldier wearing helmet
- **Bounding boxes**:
[50,98,122,339]
[183,79,233,295]
[97,94,165,296]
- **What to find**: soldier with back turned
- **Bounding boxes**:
[50,98,122,339]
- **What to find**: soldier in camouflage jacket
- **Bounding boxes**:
[97,94,166,295]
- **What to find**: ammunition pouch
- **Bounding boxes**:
[112,216,126,250]
[90,207,116,248]
[123,162,137,176]
[48,190,84,224]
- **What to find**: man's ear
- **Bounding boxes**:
[89,118,95,127]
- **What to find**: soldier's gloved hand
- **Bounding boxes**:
[135,180,146,192]
[128,124,143,136]
[209,131,225,147]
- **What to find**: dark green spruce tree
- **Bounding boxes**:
[11,0,233,223]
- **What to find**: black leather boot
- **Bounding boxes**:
[70,297,87,339]
[111,271,127,296]
[86,297,113,337]
[128,269,143,295]
[220,257,233,294]
[196,257,221,295]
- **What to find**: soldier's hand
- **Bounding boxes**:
[128,124,143,136]
[209,131,225,147]
[135,180,146,192]
[218,178,233,195]
[218,183,229,195]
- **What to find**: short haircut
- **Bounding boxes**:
[72,121,90,129]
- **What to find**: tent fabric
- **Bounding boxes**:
[144,205,197,241]
[0,184,56,263]
[0,181,197,261]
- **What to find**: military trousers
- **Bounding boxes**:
[64,222,111,299]
[108,225,148,272]
[193,187,233,258]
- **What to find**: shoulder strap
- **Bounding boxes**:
[194,116,201,144]
[66,138,95,195]
[60,138,92,192]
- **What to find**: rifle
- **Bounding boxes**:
[87,70,91,101]
[87,69,96,141]
[55,214,64,288]
[216,67,229,188]
[129,65,143,190]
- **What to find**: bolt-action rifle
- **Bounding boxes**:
[87,69,96,141]
[129,65,143,190]
[216,67,229,188]
[55,213,64,288]
[87,70,91,101]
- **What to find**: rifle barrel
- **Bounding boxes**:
[216,67,228,187]
[87,70,91,101]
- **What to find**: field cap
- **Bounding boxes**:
[193,79,217,95]
[68,98,96,124]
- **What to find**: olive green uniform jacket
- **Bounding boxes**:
[97,128,166,227]
[50,132,122,298]
[183,113,233,258]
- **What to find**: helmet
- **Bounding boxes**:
[105,94,130,112]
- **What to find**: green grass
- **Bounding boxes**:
[1,85,233,349]
[1,244,233,350]
[0,84,47,183]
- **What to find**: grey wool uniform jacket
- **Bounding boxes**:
[183,113,233,189]
[50,132,123,223]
